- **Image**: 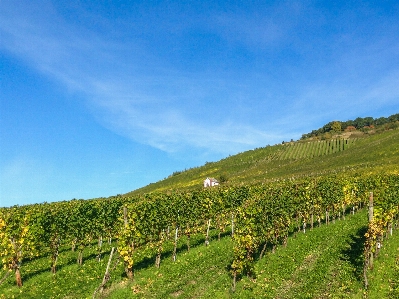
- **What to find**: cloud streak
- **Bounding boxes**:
[0,1,286,155]
[1,1,399,157]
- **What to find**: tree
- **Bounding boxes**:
[219,173,229,183]
[331,121,342,133]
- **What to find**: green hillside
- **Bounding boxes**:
[1,116,398,299]
[128,126,399,195]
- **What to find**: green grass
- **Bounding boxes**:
[108,233,233,299]
[0,241,125,299]
[236,212,368,299]
[127,128,399,195]
[366,228,399,299]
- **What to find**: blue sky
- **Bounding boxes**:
[1,1,399,207]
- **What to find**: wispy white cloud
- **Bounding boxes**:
[92,91,284,154]
[1,0,398,159]
[1,1,288,155]
[285,71,399,136]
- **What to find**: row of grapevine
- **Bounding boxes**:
[0,186,249,287]
[0,197,125,286]
[230,173,398,289]
[1,172,397,290]
[277,138,357,160]
[117,173,398,289]
[363,174,399,288]
[118,187,249,278]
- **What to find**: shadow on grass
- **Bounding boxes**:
[21,248,116,284]
[21,256,79,283]
[118,230,233,279]
[341,225,368,281]
[19,230,233,284]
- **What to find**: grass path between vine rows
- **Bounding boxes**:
[235,211,368,299]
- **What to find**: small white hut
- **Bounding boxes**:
[203,177,219,187]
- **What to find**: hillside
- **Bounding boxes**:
[1,116,399,299]
[127,125,399,195]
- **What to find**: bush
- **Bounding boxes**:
[218,173,229,183]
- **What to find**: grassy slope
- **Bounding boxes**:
[1,129,398,298]
[367,229,399,299]
[127,129,399,195]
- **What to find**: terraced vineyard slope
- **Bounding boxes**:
[128,126,399,195]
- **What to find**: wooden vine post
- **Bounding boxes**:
[172,227,178,262]
[205,219,211,246]
[123,206,128,227]
[14,264,22,287]
[368,193,373,220]
[93,247,120,298]
[231,214,234,237]
[368,192,374,269]
[364,191,373,289]
[310,213,314,230]
[102,247,115,291]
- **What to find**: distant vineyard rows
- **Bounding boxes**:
[231,138,358,169]
[272,138,357,161]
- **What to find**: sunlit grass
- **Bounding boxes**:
[128,129,399,195]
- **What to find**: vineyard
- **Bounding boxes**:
[276,138,357,160]
[129,127,399,195]
[1,171,398,298]
[1,122,399,298]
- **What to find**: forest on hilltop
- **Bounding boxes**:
[301,112,399,140]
